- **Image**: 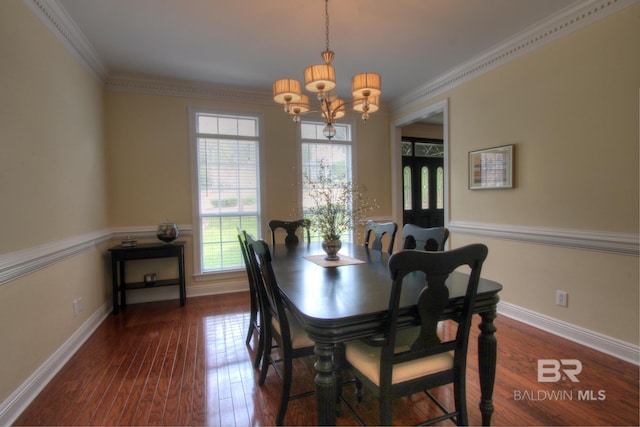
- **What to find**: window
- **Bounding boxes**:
[421,166,429,209]
[403,166,412,210]
[299,121,354,241]
[190,109,262,274]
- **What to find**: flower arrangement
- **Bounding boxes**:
[303,162,376,242]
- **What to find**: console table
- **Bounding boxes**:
[108,242,186,314]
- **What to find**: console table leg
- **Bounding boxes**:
[314,342,336,425]
[478,303,498,426]
[111,260,119,314]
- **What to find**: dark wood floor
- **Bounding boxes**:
[14,292,639,426]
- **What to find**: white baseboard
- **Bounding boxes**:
[498,301,640,365]
[0,302,111,426]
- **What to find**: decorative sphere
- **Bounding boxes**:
[157,223,179,243]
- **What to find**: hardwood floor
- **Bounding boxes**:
[14,292,639,426]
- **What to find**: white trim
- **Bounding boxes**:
[0,302,111,426]
[29,0,637,110]
[390,0,639,112]
[107,76,273,105]
[448,221,639,255]
[390,99,450,249]
[498,301,640,366]
[0,230,112,286]
[23,0,108,82]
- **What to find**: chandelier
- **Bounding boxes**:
[272,0,381,139]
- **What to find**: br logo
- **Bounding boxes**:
[537,359,582,382]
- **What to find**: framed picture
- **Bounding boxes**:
[469,144,514,189]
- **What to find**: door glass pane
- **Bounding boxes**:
[421,166,429,209]
[437,166,444,209]
[403,166,412,210]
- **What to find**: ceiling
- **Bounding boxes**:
[56,0,578,106]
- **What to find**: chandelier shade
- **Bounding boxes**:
[288,94,311,117]
[272,0,381,139]
[273,78,302,104]
[304,64,336,93]
[353,95,380,113]
[351,73,382,98]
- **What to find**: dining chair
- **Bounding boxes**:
[343,244,488,426]
[237,228,264,369]
[269,219,311,246]
[402,224,449,251]
[245,232,316,426]
[363,220,398,254]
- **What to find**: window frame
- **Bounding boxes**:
[188,106,265,278]
[297,119,357,242]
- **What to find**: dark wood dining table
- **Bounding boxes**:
[269,241,502,426]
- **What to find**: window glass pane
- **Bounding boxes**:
[421,166,429,209]
[403,166,412,210]
[415,142,444,158]
[437,166,444,209]
[402,141,413,156]
[197,114,218,134]
[193,111,260,273]
[300,121,353,242]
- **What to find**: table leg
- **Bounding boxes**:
[477,303,498,426]
[111,259,119,314]
[314,342,337,425]
[119,260,127,308]
[178,249,186,306]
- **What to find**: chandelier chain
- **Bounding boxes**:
[324,0,330,52]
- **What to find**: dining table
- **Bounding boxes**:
[269,241,502,426]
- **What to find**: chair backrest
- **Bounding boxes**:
[269,219,310,246]
[401,224,449,251]
[382,244,488,383]
[245,232,293,344]
[363,220,398,254]
[238,228,260,297]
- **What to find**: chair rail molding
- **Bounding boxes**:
[448,221,639,256]
[0,225,193,287]
[0,229,113,287]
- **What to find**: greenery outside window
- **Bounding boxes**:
[190,108,262,274]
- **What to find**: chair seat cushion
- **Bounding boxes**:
[345,328,453,386]
[272,309,315,349]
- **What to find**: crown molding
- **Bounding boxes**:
[105,76,275,105]
[22,0,639,114]
[390,0,640,113]
[23,0,108,82]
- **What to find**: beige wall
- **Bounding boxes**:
[0,0,109,405]
[393,5,640,343]
[1,0,638,416]
[104,91,391,288]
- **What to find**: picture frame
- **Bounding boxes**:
[469,144,514,189]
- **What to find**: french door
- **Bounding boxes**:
[402,139,444,228]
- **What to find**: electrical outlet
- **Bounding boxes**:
[73,297,84,317]
[556,290,568,308]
